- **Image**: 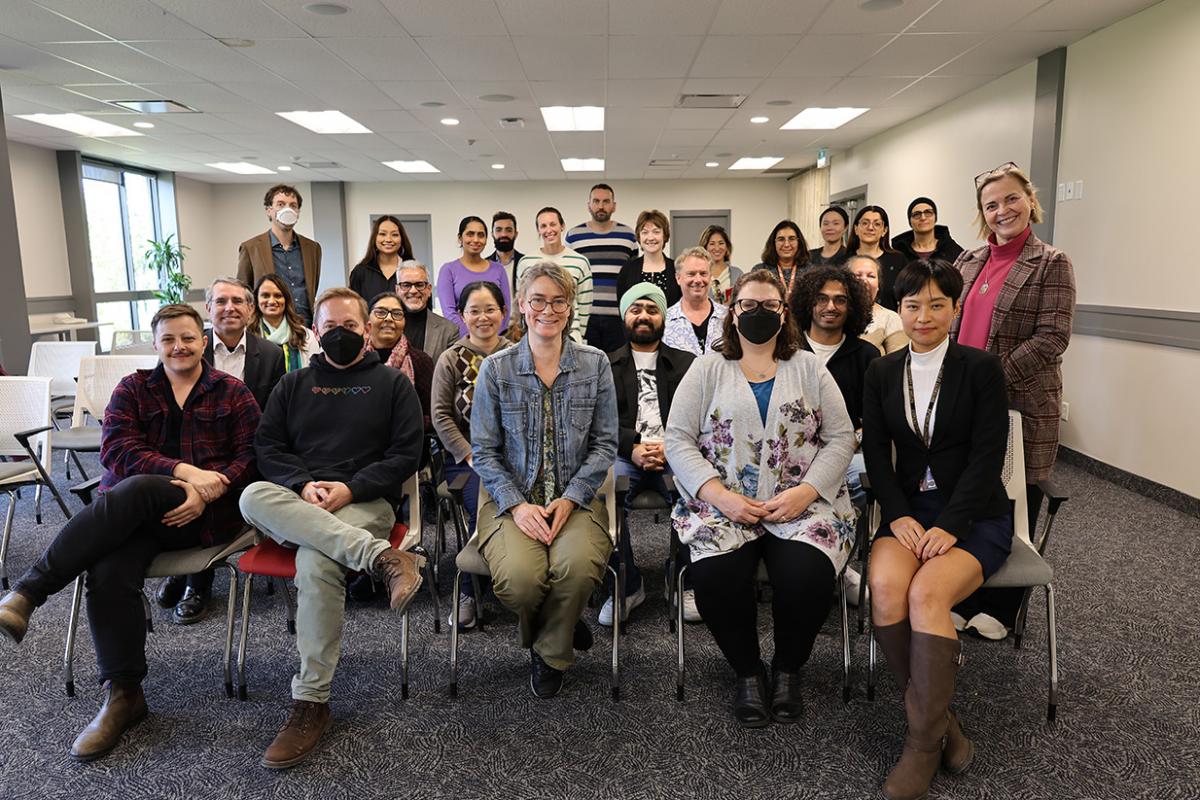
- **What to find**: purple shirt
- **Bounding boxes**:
[436,258,512,337]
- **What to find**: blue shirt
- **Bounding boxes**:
[749,377,775,425]
[269,230,310,324]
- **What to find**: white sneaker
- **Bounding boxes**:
[966,612,1008,641]
[449,595,476,630]
[598,583,646,626]
[842,567,862,607]
[950,611,968,632]
[681,589,702,623]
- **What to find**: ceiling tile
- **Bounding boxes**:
[1012,0,1162,32]
[529,80,607,107]
[374,80,460,108]
[376,0,505,35]
[221,80,327,111]
[885,75,991,108]
[140,83,262,113]
[656,129,719,147]
[608,37,703,79]
[810,0,941,34]
[851,33,990,77]
[910,0,1052,32]
[0,2,101,42]
[132,40,267,84]
[513,36,606,81]
[38,42,204,83]
[689,35,800,78]
[497,0,607,37]
[605,106,671,130]
[744,76,840,105]
[666,107,735,129]
[450,81,536,108]
[820,76,917,107]
[350,108,427,133]
[262,0,410,37]
[416,37,527,81]
[772,34,893,77]
[609,0,722,35]
[935,30,1083,76]
[709,0,825,35]
[549,131,605,156]
[2,84,123,113]
[36,0,210,40]
[148,0,309,39]
[606,79,682,107]
[304,81,400,110]
[238,39,363,82]
[321,37,443,81]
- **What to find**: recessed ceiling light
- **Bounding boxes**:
[729,156,783,171]
[305,2,349,14]
[479,94,516,103]
[420,101,446,108]
[705,161,719,167]
[440,117,459,126]
[382,160,440,174]
[750,116,770,124]
[277,110,371,134]
[491,163,505,170]
[780,107,870,130]
[561,157,604,172]
[16,113,143,137]
[541,106,604,132]
[207,162,276,175]
[132,121,155,129]
[277,165,292,171]
[766,99,793,107]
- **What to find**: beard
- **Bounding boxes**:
[592,209,611,222]
[627,322,663,345]
[494,237,514,253]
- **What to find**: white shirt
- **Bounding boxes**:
[213,329,248,380]
[904,335,950,442]
[630,348,664,441]
[804,334,844,367]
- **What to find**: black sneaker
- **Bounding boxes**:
[155,575,186,609]
[529,651,563,699]
[347,572,379,602]
[173,587,210,625]
[572,620,594,651]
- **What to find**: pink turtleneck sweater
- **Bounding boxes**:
[957,226,1032,349]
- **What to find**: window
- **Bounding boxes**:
[82,162,165,345]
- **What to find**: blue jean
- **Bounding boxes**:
[444,457,489,599]
[846,451,867,514]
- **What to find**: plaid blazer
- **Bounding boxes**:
[100,361,261,545]
[951,230,1076,481]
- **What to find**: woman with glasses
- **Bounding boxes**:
[367,292,434,430]
[949,162,1075,641]
[892,198,964,264]
[700,224,742,304]
[846,206,907,311]
[809,206,850,266]
[470,261,618,699]
[253,273,321,372]
[437,216,512,338]
[665,270,857,728]
[752,220,810,297]
[348,215,415,301]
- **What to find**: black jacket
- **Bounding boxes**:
[861,341,1010,539]
[802,334,879,429]
[608,342,694,460]
[616,256,681,309]
[892,225,964,264]
[348,259,399,304]
[203,329,285,410]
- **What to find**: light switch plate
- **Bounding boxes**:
[1075,180,1083,200]
[1064,181,1075,200]
[1057,183,1066,202]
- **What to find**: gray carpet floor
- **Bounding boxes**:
[0,452,1197,800]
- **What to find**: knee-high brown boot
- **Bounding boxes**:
[882,632,962,800]
[873,618,911,691]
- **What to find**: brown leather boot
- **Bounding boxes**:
[873,618,911,692]
[943,708,975,773]
[0,590,35,644]
[69,680,148,761]
[261,700,332,769]
[371,548,425,612]
[882,632,963,800]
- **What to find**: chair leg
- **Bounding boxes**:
[608,564,621,702]
[434,501,446,584]
[236,574,254,701]
[64,448,72,481]
[840,572,851,703]
[449,570,462,698]
[413,544,440,634]
[279,577,296,635]
[469,573,486,632]
[0,491,16,591]
[1046,583,1058,722]
[34,483,43,525]
[142,591,154,633]
[867,628,877,701]
[401,608,410,700]
[666,533,678,633]
[63,575,84,697]
[1013,587,1035,649]
[221,564,239,698]
[69,450,89,481]
[676,564,688,701]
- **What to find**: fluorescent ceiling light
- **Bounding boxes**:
[540,106,604,132]
[561,158,604,172]
[780,107,869,130]
[382,160,440,174]
[16,113,143,138]
[728,156,783,171]
[207,162,276,175]
[276,110,371,134]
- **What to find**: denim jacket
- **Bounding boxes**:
[471,336,617,514]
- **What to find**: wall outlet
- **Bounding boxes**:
[1056,183,1066,202]
[1060,400,1070,421]
[1064,181,1075,200]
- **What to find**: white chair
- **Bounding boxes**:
[866,409,1066,721]
[27,340,98,420]
[448,468,623,701]
[110,330,155,353]
[57,354,158,480]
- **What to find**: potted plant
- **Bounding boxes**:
[144,234,191,304]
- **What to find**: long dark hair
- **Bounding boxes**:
[357,215,414,269]
[846,205,896,255]
[253,273,308,351]
[759,219,810,268]
[789,265,873,338]
[720,271,800,362]
[457,280,507,314]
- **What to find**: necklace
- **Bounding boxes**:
[979,281,990,295]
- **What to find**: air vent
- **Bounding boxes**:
[648,159,691,168]
[294,160,341,169]
[498,117,526,130]
[677,93,746,109]
[110,99,196,113]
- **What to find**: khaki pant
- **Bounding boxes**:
[478,491,612,671]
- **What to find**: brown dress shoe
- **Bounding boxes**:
[371,548,425,612]
[261,700,332,769]
[70,680,148,761]
[0,590,35,644]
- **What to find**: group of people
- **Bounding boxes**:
[0,163,1075,800]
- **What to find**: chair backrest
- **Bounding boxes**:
[111,330,155,350]
[72,354,159,427]
[1004,410,1031,545]
[27,340,99,397]
[0,376,52,462]
[394,472,422,551]
[600,467,617,545]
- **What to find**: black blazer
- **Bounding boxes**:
[608,342,694,460]
[861,340,1010,538]
[616,256,681,309]
[801,334,879,429]
[203,329,286,410]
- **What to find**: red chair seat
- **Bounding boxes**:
[238,523,410,578]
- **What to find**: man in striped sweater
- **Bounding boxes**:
[517,206,592,343]
[565,183,639,353]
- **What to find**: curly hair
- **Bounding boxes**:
[789,265,874,338]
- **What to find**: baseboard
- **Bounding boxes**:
[1058,446,1200,519]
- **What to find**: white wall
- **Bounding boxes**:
[830,62,1037,250]
[9,141,70,298]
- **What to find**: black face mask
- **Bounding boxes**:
[319,325,365,364]
[736,306,782,345]
[494,236,515,253]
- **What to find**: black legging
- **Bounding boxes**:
[689,534,835,678]
[15,475,205,683]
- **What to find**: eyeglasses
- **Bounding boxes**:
[857,220,884,230]
[774,236,799,245]
[735,298,783,314]
[974,161,1019,188]
[526,297,571,313]
[815,294,849,308]
[464,306,501,318]
[909,209,935,219]
[371,308,405,321]
[397,281,429,291]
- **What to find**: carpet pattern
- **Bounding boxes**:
[0,452,1196,799]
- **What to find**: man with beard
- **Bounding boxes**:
[602,283,696,626]
[395,262,459,364]
[485,211,525,297]
[566,183,638,353]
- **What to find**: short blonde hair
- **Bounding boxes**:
[516,261,577,335]
[974,164,1043,239]
[674,246,714,273]
[314,287,368,323]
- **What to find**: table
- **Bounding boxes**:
[29,321,107,341]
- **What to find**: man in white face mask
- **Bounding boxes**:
[237,184,324,326]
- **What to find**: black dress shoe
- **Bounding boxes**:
[155,576,186,609]
[173,587,210,625]
[732,664,771,729]
[529,651,563,699]
[770,667,804,723]
[572,620,594,651]
[347,572,378,602]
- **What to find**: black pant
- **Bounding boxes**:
[689,535,835,678]
[955,482,1045,627]
[15,475,204,683]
